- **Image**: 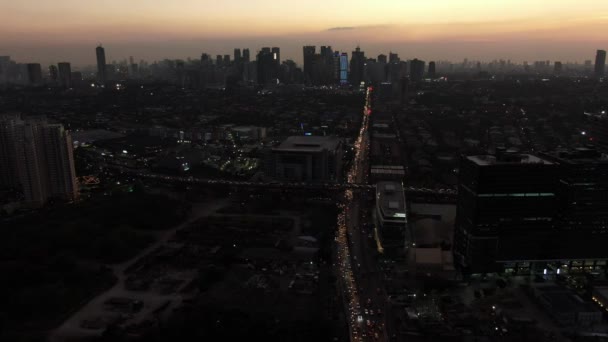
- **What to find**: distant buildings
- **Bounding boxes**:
[595,49,606,78]
[96,45,107,84]
[265,136,343,182]
[0,114,78,207]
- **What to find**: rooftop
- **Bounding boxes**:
[376,181,406,219]
[274,135,341,152]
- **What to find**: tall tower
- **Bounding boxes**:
[271,47,281,66]
[595,50,606,78]
[243,49,250,63]
[96,45,107,84]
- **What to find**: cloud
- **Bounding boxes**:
[325,24,391,31]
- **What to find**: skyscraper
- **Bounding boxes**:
[303,46,316,84]
[340,53,349,85]
[377,54,388,64]
[595,50,606,78]
[0,115,78,207]
[242,49,250,63]
[96,45,106,84]
[257,47,277,85]
[58,62,72,88]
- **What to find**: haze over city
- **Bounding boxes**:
[3,1,608,342]
[3,0,608,66]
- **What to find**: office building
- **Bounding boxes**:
[96,45,106,84]
[374,181,408,258]
[0,115,78,207]
[454,154,559,274]
[58,62,72,88]
[377,54,387,64]
[454,150,608,275]
[389,52,400,64]
[595,50,606,78]
[242,48,250,63]
[265,136,343,182]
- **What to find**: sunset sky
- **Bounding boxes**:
[2,0,608,67]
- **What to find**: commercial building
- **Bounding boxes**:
[265,136,343,182]
[0,114,78,207]
[374,181,408,258]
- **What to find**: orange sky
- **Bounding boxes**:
[2,0,608,66]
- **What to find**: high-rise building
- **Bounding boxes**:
[595,50,606,78]
[0,115,78,207]
[303,46,316,84]
[377,54,388,64]
[58,62,72,88]
[349,47,365,86]
[223,54,231,66]
[26,63,43,86]
[454,154,559,274]
[242,49,250,63]
[428,61,436,79]
[216,55,223,67]
[340,53,349,85]
[257,47,278,85]
[49,65,58,83]
[96,45,106,84]
[409,59,425,82]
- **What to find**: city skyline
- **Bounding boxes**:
[2,0,608,66]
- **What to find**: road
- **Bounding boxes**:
[335,86,389,342]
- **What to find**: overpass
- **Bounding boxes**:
[132,172,458,197]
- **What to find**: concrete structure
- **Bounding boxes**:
[266,136,343,182]
[58,62,72,88]
[96,45,107,84]
[0,114,78,207]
